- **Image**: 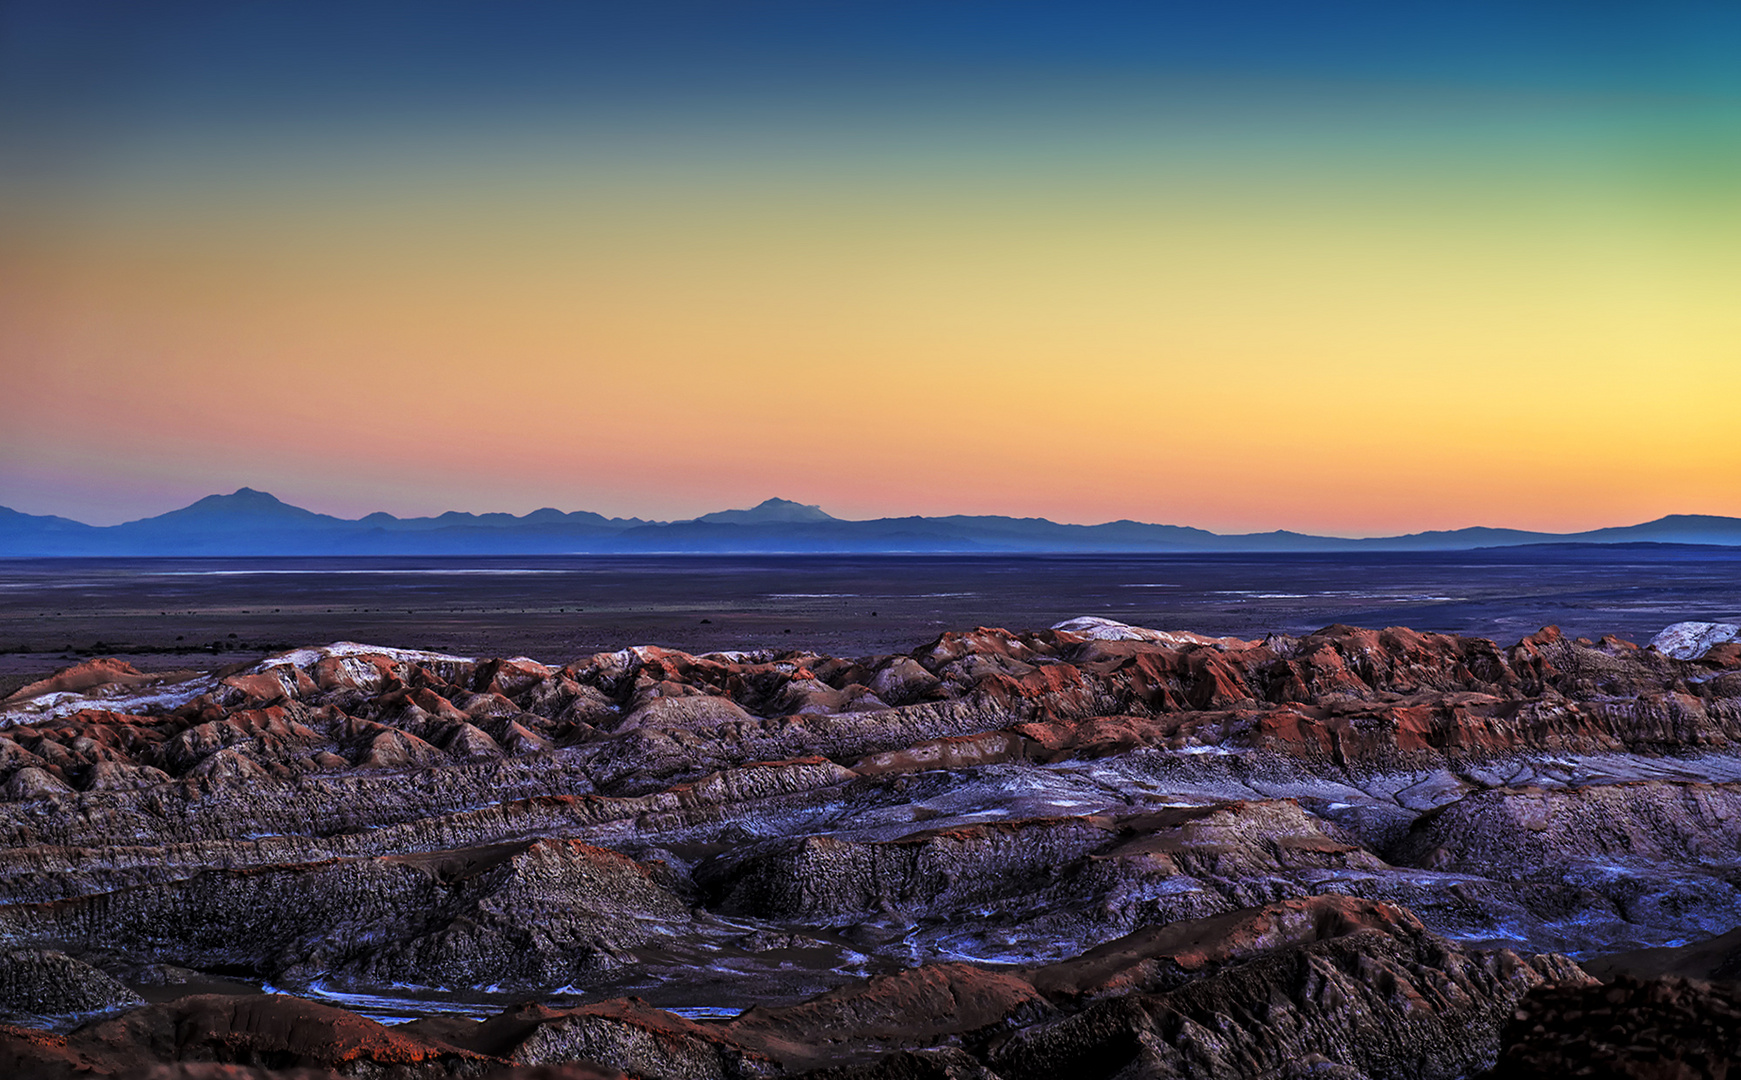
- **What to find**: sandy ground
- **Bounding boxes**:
[3,550,1739,690]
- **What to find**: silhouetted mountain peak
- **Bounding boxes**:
[696,498,837,525]
[124,488,342,531]
[183,488,293,511]
[5,489,1741,556]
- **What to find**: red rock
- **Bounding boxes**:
[0,994,490,1077]
[1,659,161,704]
[1029,895,1426,1000]
[850,731,1030,776]
[728,962,1053,1069]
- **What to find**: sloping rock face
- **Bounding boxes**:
[987,897,1589,1080]
[0,837,695,991]
[0,620,1735,1077]
[1582,923,1741,984]
[0,992,500,1078]
[0,949,143,1021]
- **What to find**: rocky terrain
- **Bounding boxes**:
[0,616,1738,1078]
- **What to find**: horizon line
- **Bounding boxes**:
[4,486,1737,543]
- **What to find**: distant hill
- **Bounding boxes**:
[3,489,1740,556]
[696,498,836,526]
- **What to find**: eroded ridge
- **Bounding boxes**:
[0,618,1737,1078]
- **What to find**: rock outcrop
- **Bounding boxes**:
[0,949,143,1022]
[1652,621,1741,662]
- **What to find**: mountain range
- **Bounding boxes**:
[3,488,1740,556]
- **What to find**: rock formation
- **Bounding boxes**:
[0,617,1736,1077]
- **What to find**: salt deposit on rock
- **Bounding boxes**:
[1651,620,1741,660]
[1050,616,1252,649]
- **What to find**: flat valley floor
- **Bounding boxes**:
[2,548,1739,692]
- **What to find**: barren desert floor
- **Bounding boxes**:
[3,548,1738,688]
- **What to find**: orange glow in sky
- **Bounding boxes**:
[4,9,1738,533]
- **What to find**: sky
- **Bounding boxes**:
[3,1,1738,534]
